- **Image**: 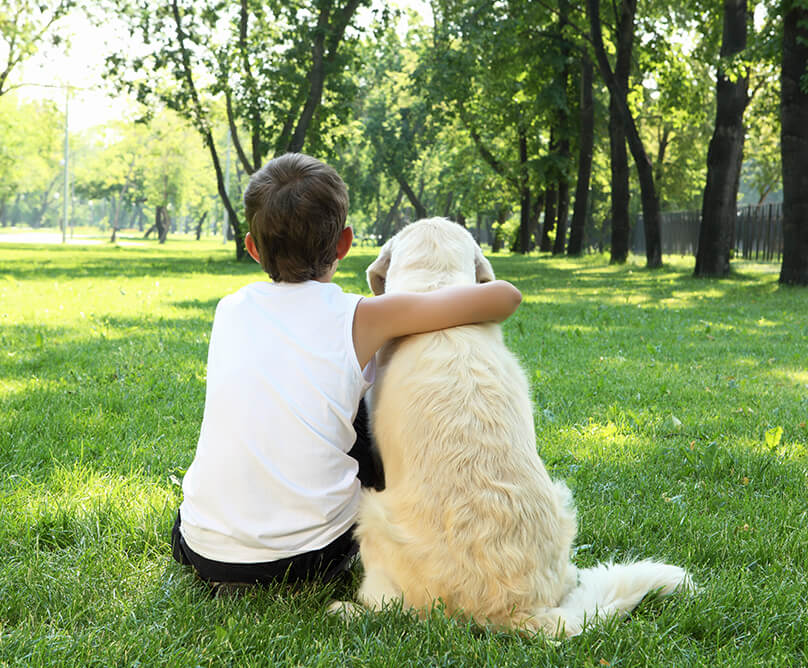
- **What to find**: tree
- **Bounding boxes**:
[429,0,576,254]
[0,0,73,97]
[695,0,750,277]
[779,0,808,285]
[74,109,216,243]
[0,95,64,227]
[547,0,575,256]
[586,0,664,267]
[359,19,432,220]
[743,92,781,205]
[104,0,369,259]
[75,120,148,241]
[604,0,633,263]
[567,55,594,255]
[635,24,714,212]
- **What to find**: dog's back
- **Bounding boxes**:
[360,319,578,626]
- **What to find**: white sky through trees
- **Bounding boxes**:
[14,0,432,132]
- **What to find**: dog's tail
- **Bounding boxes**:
[540,560,693,637]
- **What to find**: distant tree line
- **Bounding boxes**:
[2,0,807,284]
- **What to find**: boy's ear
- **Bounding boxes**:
[336,227,353,260]
[245,233,261,264]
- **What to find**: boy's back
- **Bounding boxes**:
[171,153,520,587]
[179,279,374,564]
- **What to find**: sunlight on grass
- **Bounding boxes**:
[1,242,806,665]
[773,368,808,386]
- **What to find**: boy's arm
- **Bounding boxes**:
[353,280,522,368]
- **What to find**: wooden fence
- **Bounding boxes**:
[632,203,784,261]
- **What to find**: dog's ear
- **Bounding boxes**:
[367,239,393,295]
[474,245,495,283]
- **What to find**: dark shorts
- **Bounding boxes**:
[171,398,383,585]
[171,510,359,585]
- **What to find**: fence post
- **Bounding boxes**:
[776,203,783,261]
[743,206,751,259]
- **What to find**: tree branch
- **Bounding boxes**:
[239,0,262,169]
[456,102,518,189]
[170,0,244,256]
[287,0,363,153]
[225,87,255,174]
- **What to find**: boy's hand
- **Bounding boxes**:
[353,280,521,368]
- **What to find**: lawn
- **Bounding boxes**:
[1,238,806,666]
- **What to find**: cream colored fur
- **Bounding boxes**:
[337,217,692,637]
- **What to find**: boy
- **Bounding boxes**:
[171,153,521,586]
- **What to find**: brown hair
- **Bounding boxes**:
[244,153,349,282]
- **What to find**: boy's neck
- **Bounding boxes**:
[314,260,339,283]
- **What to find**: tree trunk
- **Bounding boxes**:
[608,93,630,263]
[607,0,633,264]
[442,191,454,218]
[568,56,595,256]
[396,174,427,219]
[517,126,531,253]
[695,0,749,278]
[287,0,363,153]
[33,175,59,228]
[195,211,208,240]
[110,194,120,243]
[635,146,664,268]
[552,177,570,255]
[11,194,21,226]
[155,206,170,244]
[132,202,144,231]
[377,186,404,242]
[779,2,808,285]
[171,0,245,259]
[541,185,558,252]
[530,193,545,251]
[491,207,509,252]
[654,125,671,190]
[551,0,571,257]
[587,0,663,268]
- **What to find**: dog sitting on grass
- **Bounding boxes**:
[330,217,693,636]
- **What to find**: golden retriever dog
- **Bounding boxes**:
[334,217,692,636]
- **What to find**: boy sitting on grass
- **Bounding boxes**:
[171,152,521,587]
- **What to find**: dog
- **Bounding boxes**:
[333,217,692,636]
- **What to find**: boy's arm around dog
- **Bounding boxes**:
[352,280,522,368]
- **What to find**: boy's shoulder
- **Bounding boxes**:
[217,280,356,312]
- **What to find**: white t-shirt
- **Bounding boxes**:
[179,280,375,563]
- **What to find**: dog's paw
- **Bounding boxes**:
[327,600,364,621]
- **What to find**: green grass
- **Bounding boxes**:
[1,238,806,666]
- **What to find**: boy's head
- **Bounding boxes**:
[244,153,349,282]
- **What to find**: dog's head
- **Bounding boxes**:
[367,217,495,295]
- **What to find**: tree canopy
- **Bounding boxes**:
[1,0,806,282]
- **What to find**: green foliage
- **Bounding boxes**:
[635,34,713,210]
[2,0,801,265]
[1,242,806,664]
[742,86,782,204]
[0,94,65,226]
[0,0,75,97]
[102,0,370,161]
[491,215,521,251]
